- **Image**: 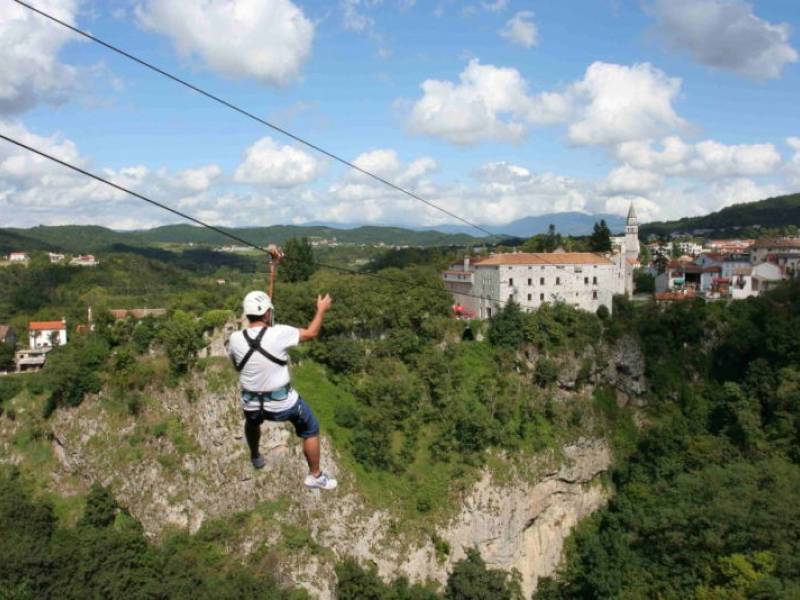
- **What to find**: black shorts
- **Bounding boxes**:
[242,395,320,439]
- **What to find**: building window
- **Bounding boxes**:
[540,293,544,301]
[556,277,561,285]
[584,276,589,285]
[509,277,514,286]
[593,290,598,299]
[527,293,532,301]
[540,277,544,285]
[527,278,532,286]
[592,276,598,285]
[509,294,513,301]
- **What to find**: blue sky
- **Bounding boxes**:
[1,0,799,230]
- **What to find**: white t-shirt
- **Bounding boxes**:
[227,324,300,412]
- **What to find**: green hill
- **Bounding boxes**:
[1,223,491,253]
[640,192,800,238]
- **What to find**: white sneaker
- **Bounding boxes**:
[304,472,337,490]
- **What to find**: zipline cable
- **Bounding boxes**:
[12,0,502,240]
[0,133,511,307]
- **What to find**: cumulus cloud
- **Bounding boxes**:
[601,165,664,196]
[500,11,538,48]
[615,136,782,178]
[136,0,314,86]
[566,62,686,146]
[0,0,81,114]
[405,60,687,147]
[406,59,571,145]
[650,0,798,80]
[0,121,230,227]
[233,137,322,187]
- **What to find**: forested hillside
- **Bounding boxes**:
[2,241,800,598]
[1,223,492,253]
[640,192,800,238]
[536,287,800,598]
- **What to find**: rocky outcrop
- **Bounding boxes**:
[42,360,611,598]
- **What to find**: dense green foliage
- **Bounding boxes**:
[537,283,800,599]
[281,237,317,282]
[0,470,306,599]
[640,192,800,238]
[334,550,521,600]
[588,220,612,252]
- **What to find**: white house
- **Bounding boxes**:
[731,262,783,300]
[69,254,99,267]
[48,252,66,264]
[29,320,68,350]
[8,252,28,263]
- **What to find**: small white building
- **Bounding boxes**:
[48,252,66,264]
[69,254,98,267]
[8,252,29,263]
[731,263,783,300]
[29,320,68,350]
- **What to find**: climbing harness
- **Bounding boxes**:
[231,327,288,372]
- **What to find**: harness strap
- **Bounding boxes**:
[233,327,288,372]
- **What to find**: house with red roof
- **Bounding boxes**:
[28,319,67,350]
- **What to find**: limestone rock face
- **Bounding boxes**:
[43,365,610,599]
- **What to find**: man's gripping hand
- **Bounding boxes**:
[316,294,332,313]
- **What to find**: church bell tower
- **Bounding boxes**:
[625,202,639,261]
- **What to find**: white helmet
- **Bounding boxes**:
[243,291,273,316]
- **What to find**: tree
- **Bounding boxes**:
[158,311,204,374]
[589,220,612,252]
[282,237,316,283]
[79,483,118,529]
[488,301,524,348]
[0,342,14,371]
[445,548,522,600]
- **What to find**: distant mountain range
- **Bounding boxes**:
[0,212,629,254]
[0,223,492,254]
[640,192,800,238]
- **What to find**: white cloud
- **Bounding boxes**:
[615,136,782,178]
[136,0,314,86]
[0,121,231,227]
[481,0,508,12]
[787,137,800,184]
[177,165,222,192]
[0,0,81,114]
[567,62,686,146]
[650,0,798,80]
[406,59,570,145]
[405,60,687,147]
[234,137,322,187]
[602,165,664,195]
[500,11,538,48]
[342,0,379,32]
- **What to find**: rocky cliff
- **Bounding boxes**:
[32,365,612,598]
[0,329,646,598]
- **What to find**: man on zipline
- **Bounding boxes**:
[227,245,336,490]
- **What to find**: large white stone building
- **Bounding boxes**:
[443,204,639,318]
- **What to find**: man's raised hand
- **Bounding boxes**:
[317,294,332,312]
[267,244,285,265]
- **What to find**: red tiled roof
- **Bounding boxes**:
[475,252,612,266]
[702,266,722,273]
[753,237,800,249]
[655,291,696,302]
[30,321,65,330]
